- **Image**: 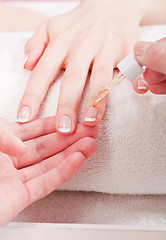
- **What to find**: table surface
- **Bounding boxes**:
[0,222,166,240]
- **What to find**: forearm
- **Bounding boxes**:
[0,3,48,32]
[82,0,166,26]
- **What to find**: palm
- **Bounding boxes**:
[0,117,98,226]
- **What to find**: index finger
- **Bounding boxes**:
[12,116,57,141]
[17,38,68,123]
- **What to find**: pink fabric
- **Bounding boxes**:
[3,0,77,1]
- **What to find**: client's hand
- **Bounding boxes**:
[18,0,147,133]
[18,0,166,133]
[0,117,98,226]
[133,37,166,94]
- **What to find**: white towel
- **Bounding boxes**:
[13,190,166,228]
[0,24,166,195]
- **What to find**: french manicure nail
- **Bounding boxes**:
[137,79,147,90]
[17,106,31,123]
[59,116,71,133]
[135,42,153,56]
[85,107,98,122]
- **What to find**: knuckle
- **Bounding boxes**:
[34,139,46,161]
[94,64,112,78]
[39,162,50,175]
[63,67,82,82]
[56,167,66,184]
[19,124,26,139]
[37,177,50,196]
[40,118,48,134]
[58,102,77,112]
[75,29,91,43]
[50,32,67,47]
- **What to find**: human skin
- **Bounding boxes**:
[18,0,166,134]
[133,37,166,94]
[0,2,48,31]
[0,117,98,226]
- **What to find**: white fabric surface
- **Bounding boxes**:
[0,1,166,195]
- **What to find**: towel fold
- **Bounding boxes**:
[0,25,166,195]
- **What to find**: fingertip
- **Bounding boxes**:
[83,99,107,127]
[17,96,41,123]
[132,78,149,94]
[72,151,86,163]
[80,137,97,158]
[56,115,76,135]
[23,55,29,69]
[24,38,48,71]
[83,119,97,126]
[24,47,46,71]
[60,152,86,180]
[23,52,34,71]
[24,58,34,71]
[77,123,99,139]
[83,105,98,126]
[17,106,31,124]
[134,41,153,57]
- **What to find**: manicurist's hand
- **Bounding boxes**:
[19,0,165,133]
[133,37,166,94]
[0,117,98,226]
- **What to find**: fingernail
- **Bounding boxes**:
[135,42,153,56]
[23,54,28,68]
[85,107,98,122]
[137,79,147,90]
[17,106,31,123]
[59,116,71,133]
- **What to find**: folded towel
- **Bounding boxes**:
[13,190,166,228]
[0,24,166,195]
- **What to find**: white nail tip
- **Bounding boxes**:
[85,117,96,122]
[17,106,31,123]
[59,128,71,133]
[23,55,28,67]
[17,118,29,123]
[138,86,147,90]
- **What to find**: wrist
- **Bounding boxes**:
[81,0,166,26]
[81,0,146,25]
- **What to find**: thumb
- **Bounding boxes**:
[134,37,166,75]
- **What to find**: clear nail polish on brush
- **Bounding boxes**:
[92,55,145,109]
